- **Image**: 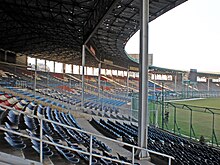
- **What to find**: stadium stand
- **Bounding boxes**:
[0,92,131,164]
[90,118,220,165]
[2,0,220,164]
[2,64,220,164]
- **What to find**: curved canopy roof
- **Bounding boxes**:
[0,0,187,68]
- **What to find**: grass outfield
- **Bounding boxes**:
[172,98,220,109]
[153,98,220,145]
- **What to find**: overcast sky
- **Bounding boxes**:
[125,0,220,73]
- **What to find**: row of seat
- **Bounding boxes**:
[1,70,130,125]
[1,67,129,106]
[9,89,68,109]
[0,93,135,164]
[90,118,220,165]
[84,101,119,114]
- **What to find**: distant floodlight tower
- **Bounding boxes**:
[182,69,198,99]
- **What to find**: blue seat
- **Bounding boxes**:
[42,121,53,135]
[46,135,80,163]
[60,112,72,126]
[32,145,53,157]
[67,112,81,129]
[24,115,37,131]
[31,139,48,148]
[7,110,19,125]
[45,99,51,103]
[74,149,97,164]
[25,102,36,114]
[37,105,44,117]
[66,129,85,144]
[117,153,140,165]
[51,123,70,139]
[4,136,26,149]
[35,96,41,99]
[4,132,21,141]
[5,122,19,133]
[56,147,80,164]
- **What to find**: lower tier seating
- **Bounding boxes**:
[90,118,220,165]
[0,92,140,164]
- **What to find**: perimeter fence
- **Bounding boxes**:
[131,94,220,146]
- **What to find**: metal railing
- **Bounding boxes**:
[0,104,174,165]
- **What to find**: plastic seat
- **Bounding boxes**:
[32,145,53,157]
[58,149,80,164]
[7,111,19,125]
[13,101,26,110]
[25,103,35,115]
[4,132,21,141]
[42,121,53,135]
[24,115,37,131]
[66,129,85,144]
[4,136,26,149]
[4,122,19,132]
[37,105,44,117]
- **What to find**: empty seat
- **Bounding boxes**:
[4,136,26,149]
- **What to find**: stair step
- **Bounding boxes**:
[0,151,42,165]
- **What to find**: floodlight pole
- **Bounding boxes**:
[44,60,47,72]
[4,51,7,62]
[53,61,55,72]
[136,0,150,158]
[34,58,37,99]
[207,78,210,92]
[81,45,85,109]
[127,68,129,97]
[98,63,101,100]
[153,73,157,125]
[71,64,73,74]
[174,73,177,93]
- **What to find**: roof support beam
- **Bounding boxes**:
[81,44,86,109]
[83,0,121,45]
[136,0,150,159]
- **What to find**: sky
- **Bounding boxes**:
[125,0,220,73]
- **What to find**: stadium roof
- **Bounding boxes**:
[149,66,186,75]
[0,0,188,68]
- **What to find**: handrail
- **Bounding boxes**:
[0,104,174,165]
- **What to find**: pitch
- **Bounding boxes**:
[158,98,220,145]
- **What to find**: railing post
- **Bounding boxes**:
[212,113,214,146]
[168,157,171,165]
[81,45,85,109]
[89,135,93,165]
[40,117,43,163]
[155,99,158,127]
[162,82,165,129]
[126,68,129,98]
[132,146,135,165]
[174,106,176,134]
[190,108,192,139]
[130,96,133,123]
[98,62,101,101]
[34,58,37,99]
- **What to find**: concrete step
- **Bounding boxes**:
[0,151,42,165]
[0,130,24,158]
[76,117,155,165]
